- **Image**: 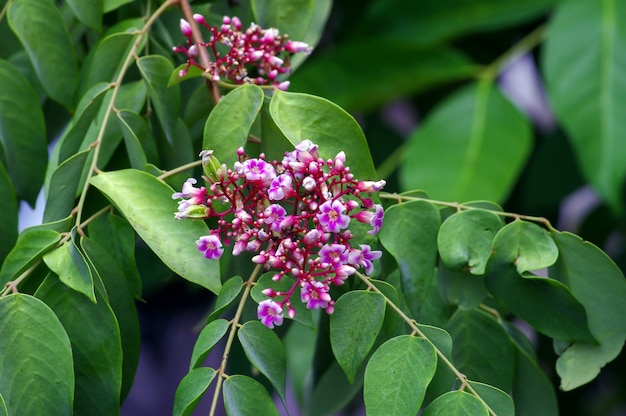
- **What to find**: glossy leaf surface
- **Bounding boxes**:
[173,367,216,416]
[223,375,279,416]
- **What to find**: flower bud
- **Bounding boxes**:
[180,19,192,37]
[200,150,223,182]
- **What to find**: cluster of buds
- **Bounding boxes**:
[173,14,312,89]
[172,141,385,329]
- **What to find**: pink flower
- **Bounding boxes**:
[357,180,386,192]
[355,204,385,235]
[319,244,348,265]
[242,159,276,186]
[268,174,293,200]
[332,265,356,285]
[317,200,350,233]
[349,245,382,275]
[196,235,224,260]
[301,280,331,310]
[263,204,286,232]
[257,300,284,328]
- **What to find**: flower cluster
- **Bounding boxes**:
[173,141,385,328]
[173,14,312,89]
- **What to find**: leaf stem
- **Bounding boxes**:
[355,271,498,416]
[209,263,264,416]
[157,159,203,180]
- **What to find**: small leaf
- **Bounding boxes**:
[117,110,149,170]
[8,0,78,108]
[90,169,221,294]
[189,319,229,370]
[0,229,60,287]
[308,361,365,416]
[269,90,376,180]
[43,149,91,223]
[250,272,313,328]
[468,381,515,416]
[550,231,626,390]
[437,209,503,275]
[422,390,488,416]
[168,64,204,87]
[0,163,18,264]
[364,335,437,415]
[238,321,287,405]
[207,275,243,322]
[35,275,123,416]
[252,0,314,40]
[66,0,103,30]
[379,200,440,319]
[42,229,95,302]
[330,291,385,383]
[485,221,596,343]
[401,80,532,203]
[0,59,47,205]
[203,84,264,167]
[437,263,488,310]
[0,294,74,416]
[223,375,279,416]
[418,324,455,404]
[173,367,216,416]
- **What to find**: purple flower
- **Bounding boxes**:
[264,204,287,232]
[317,199,350,233]
[242,158,276,186]
[301,280,331,310]
[268,174,293,200]
[319,244,348,266]
[257,299,284,328]
[332,265,356,285]
[349,244,382,275]
[369,204,384,235]
[196,235,224,260]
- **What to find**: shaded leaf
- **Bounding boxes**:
[67,0,103,30]
[0,229,60,287]
[468,381,515,416]
[90,169,221,294]
[252,0,314,40]
[0,294,74,416]
[0,163,18,264]
[117,110,149,170]
[173,368,216,416]
[401,80,532,203]
[364,336,437,415]
[207,275,243,322]
[43,149,91,223]
[330,290,385,383]
[437,263,488,310]
[250,272,313,328]
[8,0,78,108]
[422,390,488,416]
[223,375,278,416]
[189,319,229,370]
[308,361,365,416]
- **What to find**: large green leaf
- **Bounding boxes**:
[0,163,17,264]
[0,294,74,416]
[400,80,532,203]
[0,229,60,287]
[90,169,221,294]
[379,200,440,318]
[251,0,314,40]
[364,335,437,415]
[223,375,278,416]
[8,0,78,108]
[291,43,477,112]
[203,84,264,167]
[330,291,385,383]
[550,231,626,390]
[422,390,488,416]
[0,59,47,205]
[238,321,287,405]
[36,275,123,416]
[485,221,596,343]
[543,0,626,211]
[173,368,216,416]
[446,308,515,393]
[269,90,376,180]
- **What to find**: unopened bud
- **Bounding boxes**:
[180,19,192,37]
[200,150,222,182]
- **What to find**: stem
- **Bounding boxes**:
[355,271,498,416]
[380,192,552,228]
[375,142,407,180]
[209,263,264,416]
[0,0,11,22]
[0,260,42,297]
[157,159,203,180]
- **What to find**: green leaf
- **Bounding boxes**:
[550,231,626,390]
[485,221,596,342]
[291,43,477,112]
[238,321,287,405]
[189,319,229,370]
[36,275,123,416]
[137,55,180,145]
[0,229,60,287]
[42,229,95,302]
[0,163,17,264]
[67,0,103,30]
[468,381,515,416]
[422,390,488,416]
[0,59,47,205]
[87,213,142,299]
[543,0,626,211]
[81,237,140,400]
[288,0,332,71]
[8,0,78,108]
[437,263,488,310]
[43,149,91,223]
[438,209,503,275]
[223,375,279,416]
[207,275,243,322]
[203,84,264,167]
[364,335,437,415]
[308,361,365,416]
[250,272,313,328]
[379,200,440,318]
[269,90,377,180]
[173,367,217,416]
[251,0,314,40]
[168,64,204,87]
[446,308,515,392]
[0,294,74,416]
[401,80,532,203]
[330,290,385,383]
[0,393,6,416]
[90,169,221,294]
[117,110,149,170]
[418,324,455,404]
